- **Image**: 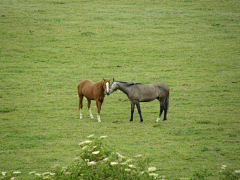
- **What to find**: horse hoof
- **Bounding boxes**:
[140,121,143,123]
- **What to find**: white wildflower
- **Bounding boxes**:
[2,172,7,176]
[29,171,36,175]
[50,172,56,176]
[221,165,227,170]
[234,170,240,173]
[125,168,131,172]
[43,176,51,179]
[135,154,142,158]
[148,167,157,172]
[79,140,92,146]
[82,146,88,150]
[110,162,118,166]
[84,159,89,162]
[87,161,96,166]
[149,173,158,178]
[79,141,85,145]
[128,164,136,168]
[35,173,42,177]
[42,172,50,176]
[87,134,94,138]
[13,171,21,174]
[116,152,125,159]
[100,136,107,138]
[103,158,109,161]
[120,159,132,165]
[92,151,100,154]
[10,177,16,180]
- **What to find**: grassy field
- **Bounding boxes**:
[0,0,239,179]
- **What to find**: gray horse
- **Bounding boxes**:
[107,78,169,122]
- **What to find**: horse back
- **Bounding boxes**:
[130,82,169,102]
[78,80,95,99]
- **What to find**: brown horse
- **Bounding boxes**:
[77,79,111,122]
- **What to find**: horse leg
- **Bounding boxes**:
[130,102,135,121]
[136,102,143,123]
[79,95,83,119]
[163,92,169,121]
[87,99,94,119]
[96,100,101,122]
[163,108,167,121]
[156,100,164,122]
[163,101,167,121]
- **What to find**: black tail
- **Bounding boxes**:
[165,91,169,115]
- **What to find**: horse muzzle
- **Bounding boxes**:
[105,82,110,95]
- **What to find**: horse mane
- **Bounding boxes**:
[116,81,142,87]
[96,79,105,87]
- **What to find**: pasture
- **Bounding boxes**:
[0,0,239,179]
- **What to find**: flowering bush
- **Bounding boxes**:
[0,171,21,180]
[30,135,158,179]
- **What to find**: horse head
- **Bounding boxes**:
[107,78,118,95]
[102,78,111,95]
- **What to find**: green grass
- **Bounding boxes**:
[0,0,239,179]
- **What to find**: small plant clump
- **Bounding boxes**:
[190,165,240,180]
[219,165,240,180]
[0,171,21,180]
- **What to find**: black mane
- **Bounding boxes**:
[116,81,142,87]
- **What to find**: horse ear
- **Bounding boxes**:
[113,78,115,82]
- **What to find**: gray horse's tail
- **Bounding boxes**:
[165,91,169,114]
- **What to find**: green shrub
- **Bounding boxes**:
[30,135,158,180]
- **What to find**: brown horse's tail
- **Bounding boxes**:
[77,83,82,111]
[165,91,169,115]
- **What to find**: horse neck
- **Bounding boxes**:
[117,82,130,95]
[96,80,105,93]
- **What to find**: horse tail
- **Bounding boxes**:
[77,83,82,111]
[165,91,169,115]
